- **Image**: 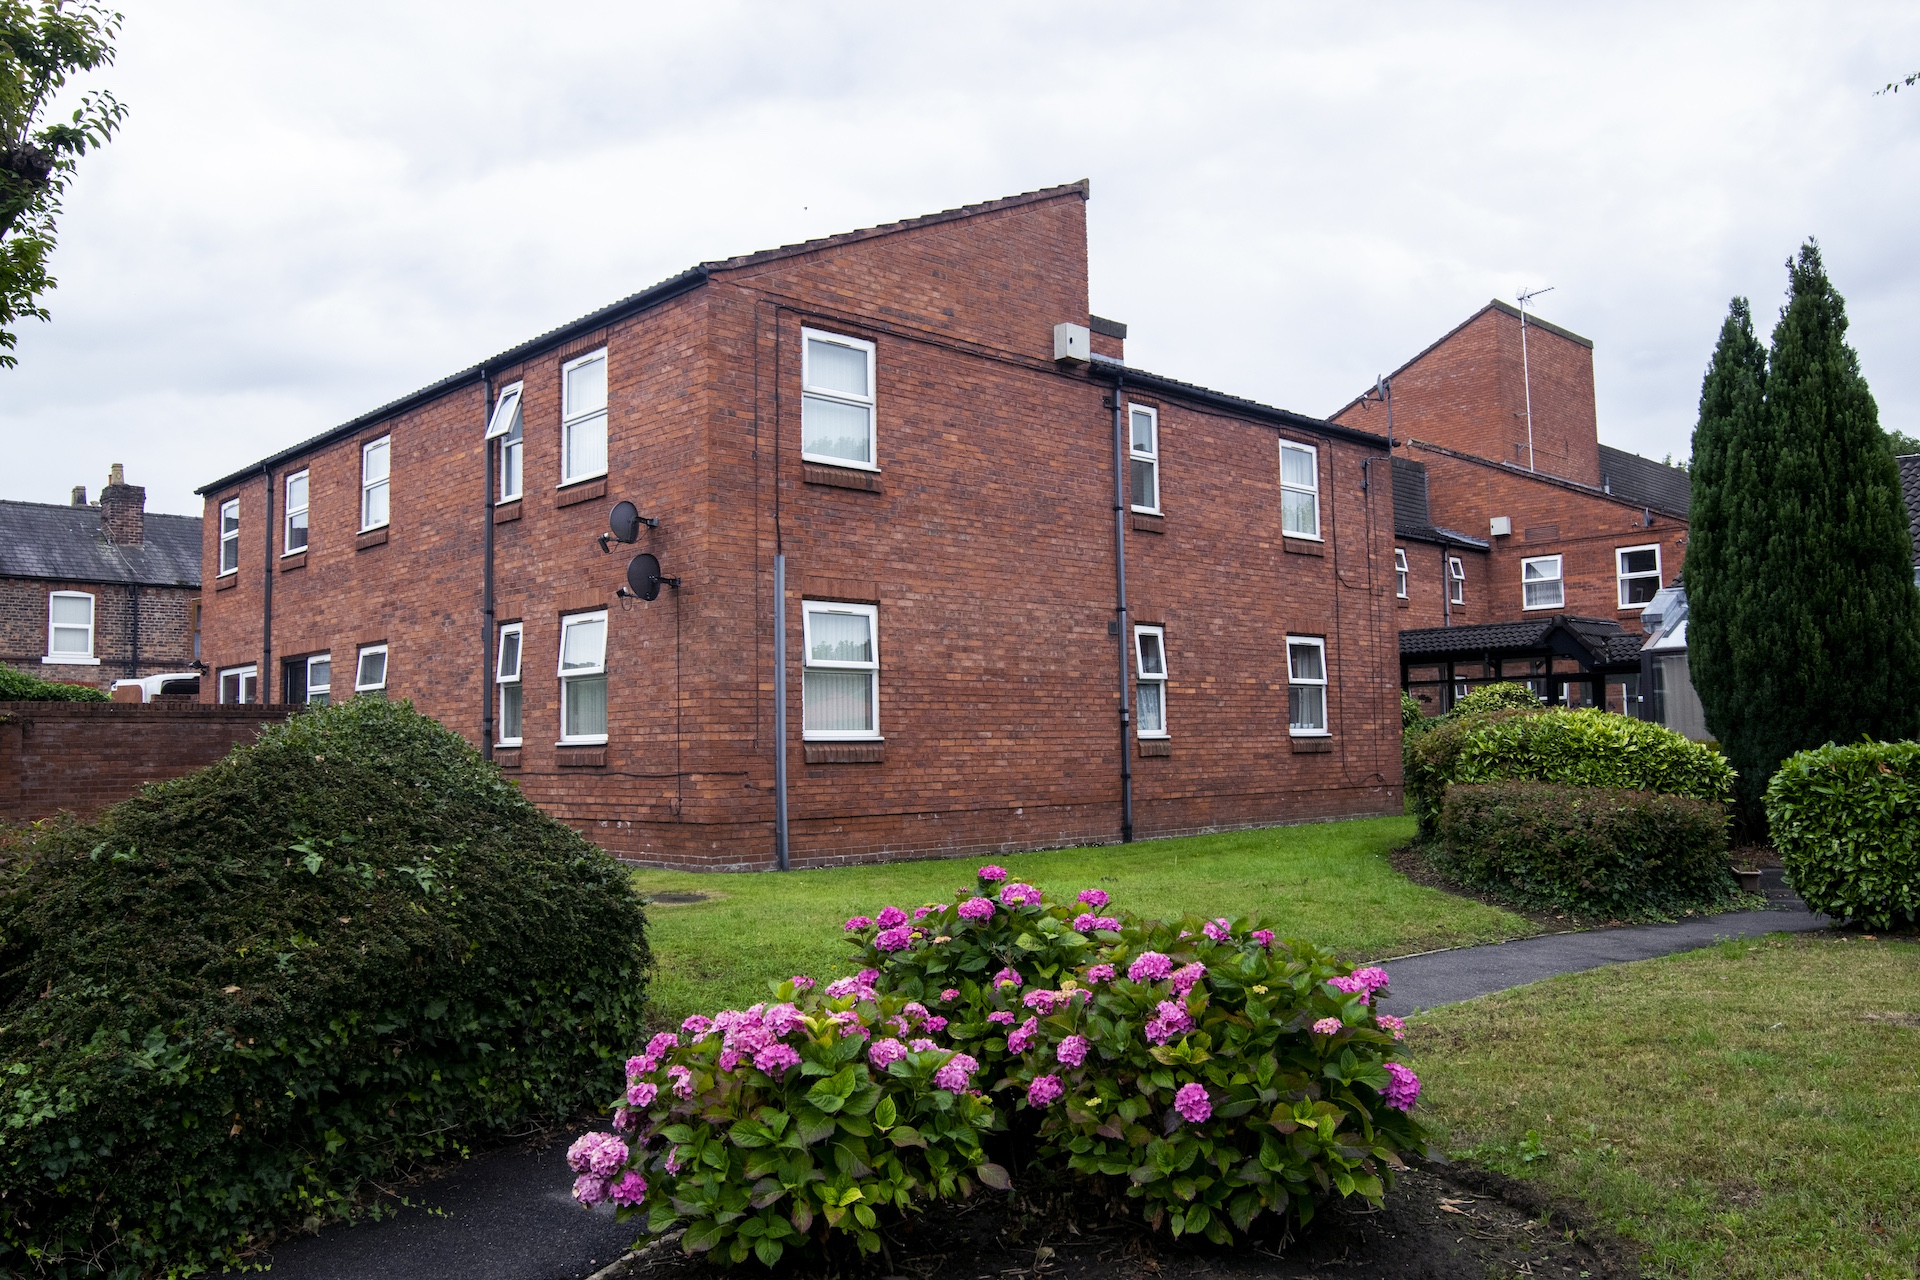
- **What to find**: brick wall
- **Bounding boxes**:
[1391,541,1491,631]
[0,701,290,821]
[0,575,200,690]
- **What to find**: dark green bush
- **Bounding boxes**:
[1765,740,1920,928]
[0,665,108,701]
[1400,691,1425,731]
[1436,781,1735,917]
[1440,682,1541,722]
[0,697,650,1278]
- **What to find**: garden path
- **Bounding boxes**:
[248,873,1824,1280]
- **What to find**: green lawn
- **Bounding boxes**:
[1412,932,1920,1279]
[631,815,1530,1026]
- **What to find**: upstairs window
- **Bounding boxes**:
[1287,636,1329,736]
[487,382,524,502]
[1522,555,1564,610]
[284,470,309,554]
[1617,544,1661,608]
[1393,548,1408,598]
[1129,405,1160,514]
[801,329,876,469]
[361,436,391,530]
[218,665,258,705]
[558,611,608,742]
[496,622,523,745]
[1449,555,1466,605]
[355,644,388,697]
[1279,441,1320,539]
[1134,625,1169,737]
[46,591,95,661]
[219,498,240,575]
[561,350,608,485]
[802,601,879,739]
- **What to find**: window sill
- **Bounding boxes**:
[355,527,389,551]
[556,477,607,507]
[279,551,307,572]
[41,655,100,666]
[1137,738,1171,758]
[557,745,607,767]
[804,462,882,493]
[1131,512,1166,535]
[801,453,880,474]
[1522,602,1564,612]
[1289,736,1334,754]
[493,500,523,524]
[493,746,521,769]
[214,575,238,591]
[1396,596,1410,608]
[805,741,885,764]
[1283,537,1324,557]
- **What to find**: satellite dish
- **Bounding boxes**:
[609,501,642,545]
[626,552,663,602]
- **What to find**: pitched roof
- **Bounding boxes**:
[1599,444,1692,514]
[0,501,201,587]
[1899,454,1920,563]
[1399,614,1641,668]
[1389,458,1489,549]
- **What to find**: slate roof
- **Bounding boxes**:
[1598,445,1692,514]
[1399,614,1642,668]
[1899,454,1920,563]
[1389,458,1490,549]
[0,501,202,587]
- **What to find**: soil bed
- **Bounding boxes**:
[607,1162,1634,1280]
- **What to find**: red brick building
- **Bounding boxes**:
[196,183,1407,869]
[1329,301,1693,713]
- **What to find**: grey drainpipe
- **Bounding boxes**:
[481,372,496,759]
[261,463,274,703]
[1110,371,1134,844]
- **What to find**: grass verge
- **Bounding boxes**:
[631,815,1531,1026]
[1411,931,1920,1279]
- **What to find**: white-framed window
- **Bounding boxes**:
[218,665,258,705]
[1129,404,1160,514]
[487,382,524,502]
[45,591,96,663]
[1617,544,1662,608]
[1393,548,1408,599]
[1279,441,1320,540]
[1134,625,1169,738]
[800,328,876,470]
[496,622,523,745]
[361,436,391,531]
[1286,636,1329,736]
[558,611,608,743]
[1449,555,1466,605]
[287,653,330,705]
[354,644,389,697]
[801,600,879,739]
[1522,555,1565,610]
[561,350,609,485]
[284,470,309,554]
[218,498,240,575]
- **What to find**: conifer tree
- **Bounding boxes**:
[1687,244,1920,818]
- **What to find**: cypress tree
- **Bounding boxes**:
[1687,243,1920,819]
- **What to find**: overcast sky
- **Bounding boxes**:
[4,2,1917,516]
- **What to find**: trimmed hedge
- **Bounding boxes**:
[1407,706,1735,839]
[0,698,651,1278]
[1436,781,1735,917]
[0,665,108,702]
[1441,682,1542,721]
[1765,740,1920,928]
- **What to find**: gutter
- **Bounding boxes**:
[1096,358,1390,452]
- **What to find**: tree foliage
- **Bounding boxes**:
[1686,244,1920,819]
[1,0,125,367]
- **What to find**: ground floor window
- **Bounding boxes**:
[1134,625,1168,737]
[285,654,331,705]
[218,665,258,704]
[1287,636,1328,735]
[559,611,608,743]
[802,600,879,739]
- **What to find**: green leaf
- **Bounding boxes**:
[975,1162,1011,1190]
[682,1218,725,1254]
[873,1095,898,1130]
[754,1238,784,1266]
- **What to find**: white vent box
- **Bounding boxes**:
[1053,322,1091,364]
[1489,516,1513,537]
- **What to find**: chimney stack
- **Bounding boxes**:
[71,486,88,506]
[99,463,146,546]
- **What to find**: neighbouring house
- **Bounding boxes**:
[195,182,1407,870]
[0,466,202,692]
[1329,301,1694,717]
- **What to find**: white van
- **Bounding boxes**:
[108,672,202,702]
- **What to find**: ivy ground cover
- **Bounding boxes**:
[1412,932,1920,1279]
[631,817,1531,1027]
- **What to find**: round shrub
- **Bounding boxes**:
[1765,740,1920,928]
[1436,781,1735,917]
[594,975,1003,1266]
[0,697,650,1277]
[1440,681,1541,722]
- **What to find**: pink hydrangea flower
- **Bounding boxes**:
[1351,966,1392,993]
[717,1049,742,1072]
[1328,974,1372,1005]
[1251,929,1275,948]
[1128,952,1172,983]
[1383,1062,1421,1111]
[1056,1035,1089,1067]
[681,1014,714,1038]
[1146,1000,1194,1045]
[859,968,880,984]
[667,1065,693,1098]
[789,974,816,991]
[646,1032,680,1060]
[909,1038,938,1052]
[1023,989,1059,1014]
[1376,1014,1406,1041]
[903,1001,929,1022]
[1169,963,1207,996]
[753,1043,801,1075]
[1173,1082,1212,1124]
[573,1173,610,1205]
[1008,1016,1040,1054]
[933,1052,979,1092]
[627,1081,658,1107]
[977,865,1008,882]
[1312,1017,1343,1035]
[992,967,1024,988]
[875,905,908,929]
[664,1147,683,1175]
[1027,1075,1064,1107]
[885,1015,911,1036]
[987,1011,1016,1026]
[844,916,873,932]
[611,1106,636,1132]
[868,1038,908,1069]
[1085,964,1116,983]
[824,976,862,999]
[1202,917,1232,942]
[957,896,995,922]
[625,1055,654,1079]
[998,883,1041,906]
[913,906,934,921]
[924,1015,948,1033]
[940,988,960,1002]
[1078,888,1110,908]
[1073,912,1097,932]
[609,1171,648,1206]
[875,925,913,952]
[567,1131,629,1177]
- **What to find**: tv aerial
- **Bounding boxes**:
[619,552,680,602]
[598,500,658,553]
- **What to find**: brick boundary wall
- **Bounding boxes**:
[0,701,292,823]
